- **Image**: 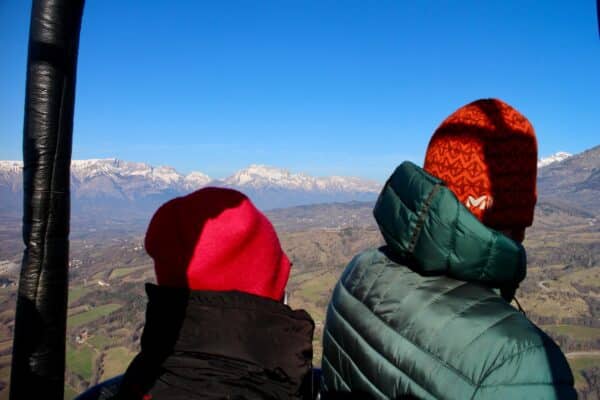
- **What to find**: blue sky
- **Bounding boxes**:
[1,1,598,181]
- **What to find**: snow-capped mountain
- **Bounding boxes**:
[0,159,381,216]
[70,159,211,198]
[222,164,380,193]
[538,145,600,214]
[0,161,22,191]
[73,158,211,190]
[216,164,381,209]
[0,161,23,213]
[184,171,212,190]
[0,161,22,173]
[538,152,572,168]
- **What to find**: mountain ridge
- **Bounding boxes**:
[538,152,572,168]
[0,159,381,213]
[537,145,600,214]
[2,145,598,215]
[0,159,380,192]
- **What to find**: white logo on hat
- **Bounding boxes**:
[465,195,494,210]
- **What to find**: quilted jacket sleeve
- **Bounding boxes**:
[473,340,577,399]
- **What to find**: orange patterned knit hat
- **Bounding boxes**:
[424,99,538,236]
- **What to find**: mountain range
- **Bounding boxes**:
[0,159,381,215]
[538,145,600,214]
[0,149,597,218]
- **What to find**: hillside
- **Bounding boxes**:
[0,197,599,399]
[538,145,600,214]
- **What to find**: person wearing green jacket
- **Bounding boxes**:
[321,99,576,399]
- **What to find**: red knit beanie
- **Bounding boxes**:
[424,99,538,237]
[144,187,291,301]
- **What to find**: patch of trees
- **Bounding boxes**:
[530,312,600,329]
[586,297,600,323]
[528,313,558,325]
[581,367,600,400]
[73,282,146,309]
[528,242,599,269]
[572,282,599,296]
[0,344,11,358]
[551,334,600,353]
[65,370,89,394]
[561,316,600,328]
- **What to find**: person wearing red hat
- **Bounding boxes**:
[110,187,315,399]
[321,99,576,399]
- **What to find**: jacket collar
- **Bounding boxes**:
[121,284,314,398]
[140,283,314,358]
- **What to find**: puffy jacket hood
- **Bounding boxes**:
[374,161,526,288]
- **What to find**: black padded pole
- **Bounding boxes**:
[10,1,84,399]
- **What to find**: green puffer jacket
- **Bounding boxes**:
[322,162,576,400]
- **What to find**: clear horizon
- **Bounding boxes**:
[1,1,599,181]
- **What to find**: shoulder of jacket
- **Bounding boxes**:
[340,247,405,279]
[474,335,574,397]
[351,247,406,267]
[481,342,548,378]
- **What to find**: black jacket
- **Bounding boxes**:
[117,284,315,399]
